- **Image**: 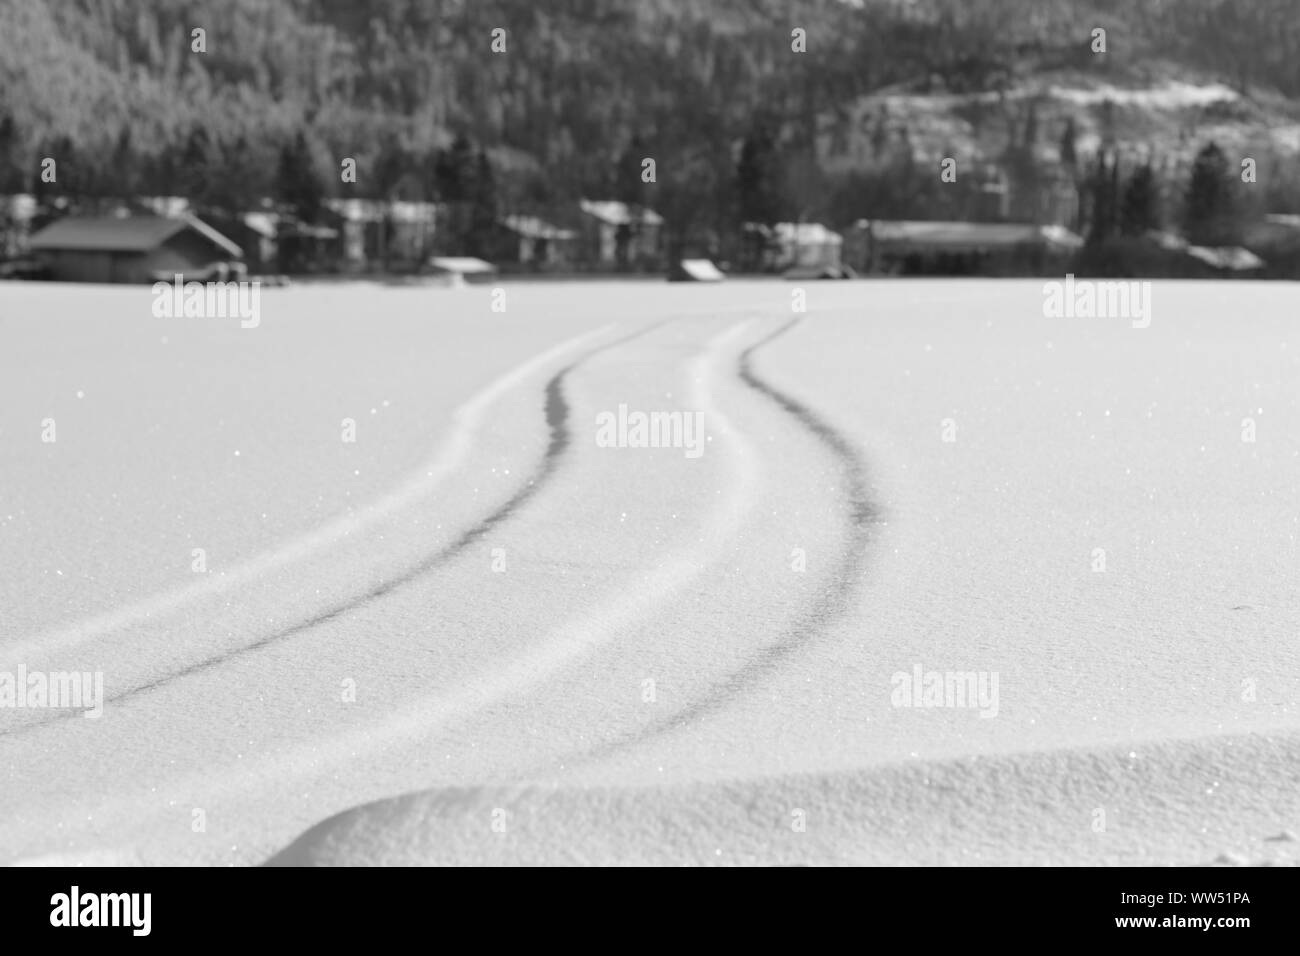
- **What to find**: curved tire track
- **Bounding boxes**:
[2,324,617,666]
[0,320,666,735]
[0,318,768,850]
[541,315,883,769]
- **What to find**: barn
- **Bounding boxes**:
[28,214,244,283]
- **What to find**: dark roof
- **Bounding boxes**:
[29,215,244,258]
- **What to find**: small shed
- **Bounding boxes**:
[668,259,725,282]
[428,256,498,285]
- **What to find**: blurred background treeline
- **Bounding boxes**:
[3,0,1300,275]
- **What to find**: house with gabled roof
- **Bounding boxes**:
[492,214,577,268]
[28,213,244,282]
[577,199,664,270]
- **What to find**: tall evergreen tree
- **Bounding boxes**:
[276,128,327,223]
[153,137,190,197]
[108,127,140,200]
[0,112,25,193]
[1059,117,1078,170]
[614,135,647,209]
[1184,141,1239,245]
[218,134,264,209]
[1084,150,1121,245]
[736,123,783,226]
[466,148,498,257]
[179,125,216,210]
[436,133,476,203]
[1120,163,1161,236]
[1022,102,1039,149]
[374,135,412,201]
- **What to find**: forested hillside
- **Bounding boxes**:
[2,0,1299,235]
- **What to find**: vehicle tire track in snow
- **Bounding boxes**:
[1,320,766,833]
[1,323,619,667]
[0,320,668,733]
[546,315,883,768]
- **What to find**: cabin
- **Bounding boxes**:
[577,199,663,270]
[275,219,340,274]
[492,215,577,270]
[772,222,843,272]
[324,198,386,270]
[28,214,244,283]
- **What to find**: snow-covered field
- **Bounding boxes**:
[1,278,1297,866]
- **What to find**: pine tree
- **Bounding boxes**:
[1059,117,1078,170]
[180,125,216,210]
[218,134,262,210]
[375,135,411,201]
[466,148,498,258]
[0,112,25,193]
[1022,102,1039,149]
[736,123,783,226]
[1084,150,1120,245]
[1120,163,1160,236]
[436,133,475,203]
[276,129,326,224]
[870,108,890,159]
[614,135,647,210]
[108,127,139,200]
[1184,141,1239,245]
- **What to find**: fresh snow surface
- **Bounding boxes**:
[1,279,1297,866]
